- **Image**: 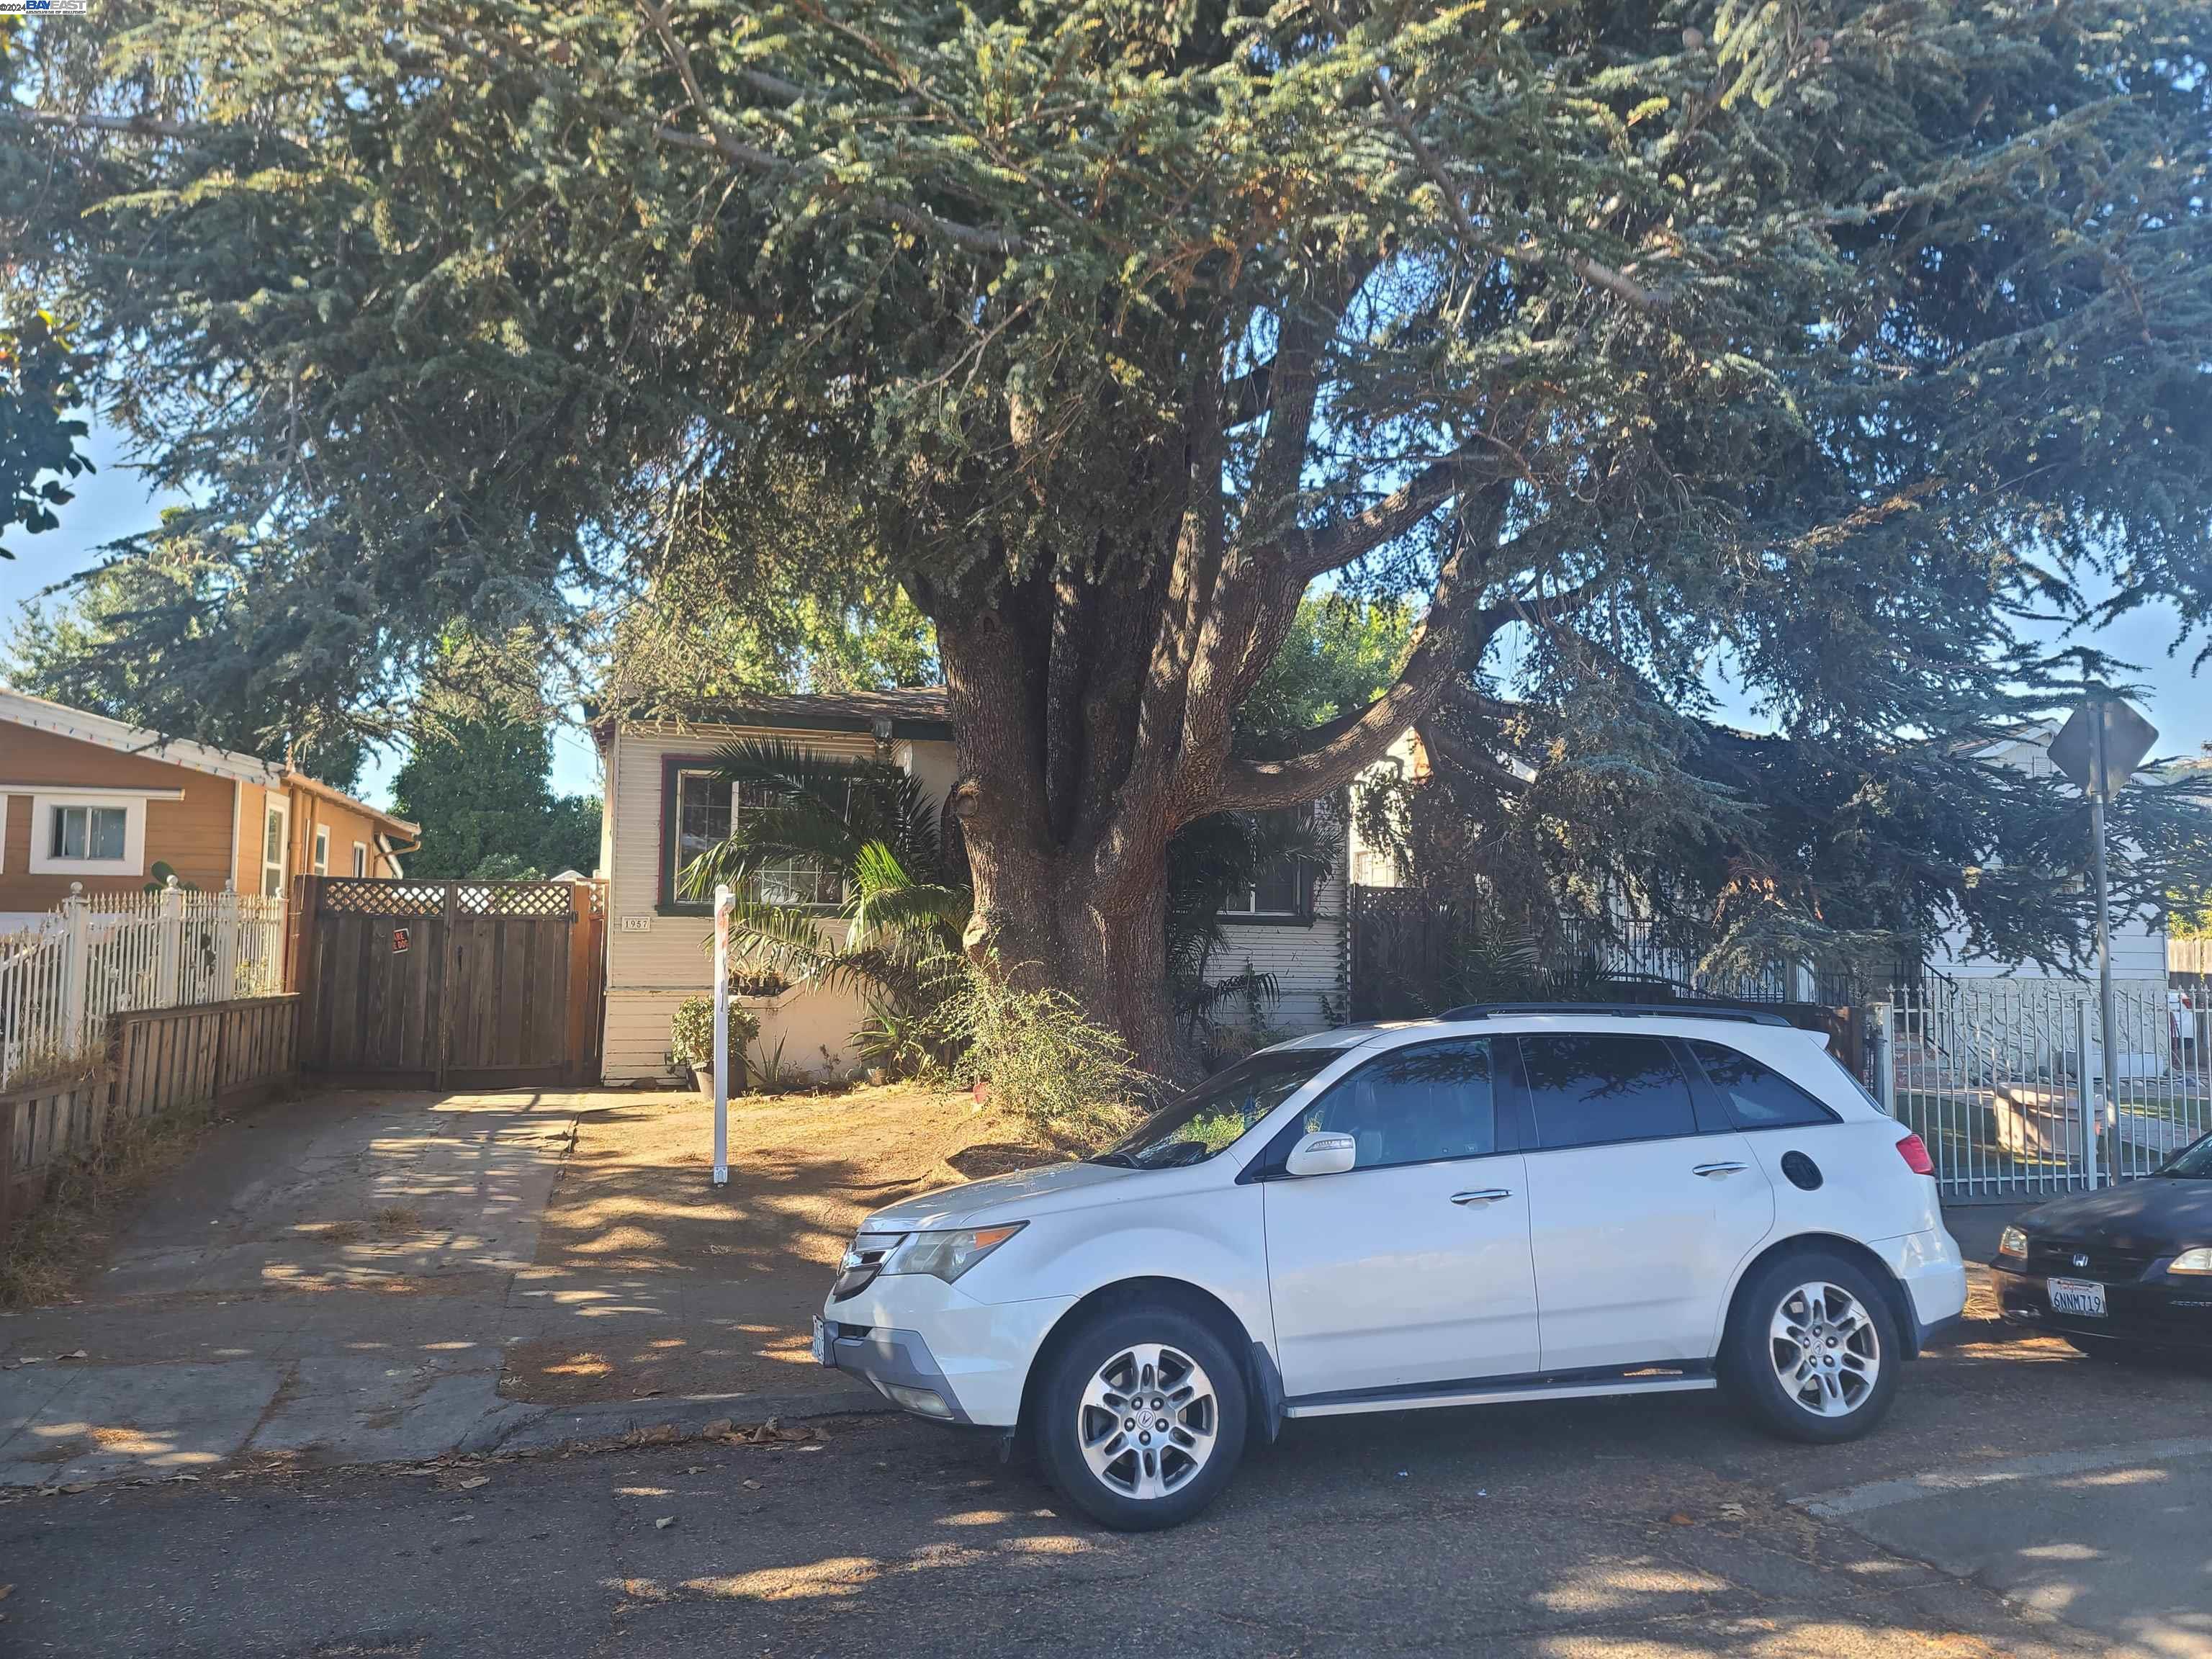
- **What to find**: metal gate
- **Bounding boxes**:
[295,877,606,1088]
[1872,981,2208,1200]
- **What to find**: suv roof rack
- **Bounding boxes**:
[1436,1001,1794,1028]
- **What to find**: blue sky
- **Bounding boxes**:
[6,425,2208,809]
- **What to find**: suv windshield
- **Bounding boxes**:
[1090,1049,1339,1170]
[2157,1133,2212,1179]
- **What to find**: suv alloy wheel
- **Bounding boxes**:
[1033,1303,1248,1531]
[1722,1249,1902,1442]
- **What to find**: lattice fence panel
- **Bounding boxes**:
[318,880,450,917]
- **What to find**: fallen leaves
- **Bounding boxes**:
[654,1515,677,1530]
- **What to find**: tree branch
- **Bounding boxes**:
[1413,715,1532,796]
[1291,456,1466,583]
[1212,485,1514,813]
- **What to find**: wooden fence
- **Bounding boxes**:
[0,994,299,1238]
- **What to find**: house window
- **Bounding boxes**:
[261,801,289,898]
[52,804,127,863]
[1220,808,1316,919]
[671,769,732,903]
[25,791,159,875]
[313,824,330,874]
[667,768,843,909]
[352,842,369,877]
[736,779,843,907]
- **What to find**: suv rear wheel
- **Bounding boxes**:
[1722,1250,1901,1443]
[1032,1303,1247,1531]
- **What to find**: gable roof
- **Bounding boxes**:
[596,687,953,745]
[0,687,418,835]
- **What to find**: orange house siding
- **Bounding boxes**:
[1,724,238,910]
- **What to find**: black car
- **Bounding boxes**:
[1993,1132,2212,1357]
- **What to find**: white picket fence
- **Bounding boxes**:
[0,884,287,1089]
[1870,980,2209,1199]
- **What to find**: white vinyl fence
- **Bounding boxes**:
[0,883,287,1089]
[1871,980,2208,1200]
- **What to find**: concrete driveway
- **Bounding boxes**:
[0,1087,871,1486]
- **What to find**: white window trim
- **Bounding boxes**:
[0,795,6,874]
[261,799,290,899]
[352,840,369,877]
[27,791,161,876]
[313,823,331,874]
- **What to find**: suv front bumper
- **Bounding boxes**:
[818,1277,1075,1428]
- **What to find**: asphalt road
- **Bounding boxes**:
[5,1321,2210,1658]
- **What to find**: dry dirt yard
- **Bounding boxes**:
[498,1084,1064,1405]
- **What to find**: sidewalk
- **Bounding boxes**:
[0,1082,1025,1487]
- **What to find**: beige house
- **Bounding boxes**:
[1,688,416,942]
[591,690,1407,1084]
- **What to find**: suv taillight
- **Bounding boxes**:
[1894,1133,1935,1176]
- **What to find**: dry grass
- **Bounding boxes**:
[0,1096,220,1310]
[500,1083,1064,1403]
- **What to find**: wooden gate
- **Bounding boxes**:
[294,878,606,1088]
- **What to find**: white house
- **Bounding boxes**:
[591,690,1406,1084]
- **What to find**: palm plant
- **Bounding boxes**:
[678,739,971,1022]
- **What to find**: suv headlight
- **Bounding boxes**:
[885,1223,1027,1285]
[2169,1247,2212,1275]
[1997,1226,2029,1259]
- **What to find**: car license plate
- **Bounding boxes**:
[2048,1277,2108,1318]
[811,1315,835,1366]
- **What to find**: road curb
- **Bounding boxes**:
[473,1385,895,1455]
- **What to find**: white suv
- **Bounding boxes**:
[814,1005,1966,1530]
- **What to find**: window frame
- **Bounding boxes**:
[658,753,849,914]
[24,789,163,876]
[1244,1036,1521,1179]
[1217,804,1324,926]
[260,799,289,899]
[1514,1031,1712,1153]
[312,823,331,875]
[351,841,369,878]
[732,776,845,909]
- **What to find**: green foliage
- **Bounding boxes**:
[392,716,601,880]
[0,309,92,562]
[932,969,1150,1150]
[10,0,2212,1030]
[1237,599,1412,760]
[5,547,369,788]
[668,994,759,1076]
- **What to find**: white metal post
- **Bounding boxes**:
[216,884,240,999]
[711,883,733,1188]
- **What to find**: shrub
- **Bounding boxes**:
[668,995,760,1076]
[933,970,1152,1149]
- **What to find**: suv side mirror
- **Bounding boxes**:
[1284,1130,1357,1179]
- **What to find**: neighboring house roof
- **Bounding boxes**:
[0,687,419,837]
[594,687,954,745]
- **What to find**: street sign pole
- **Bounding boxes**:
[2090,718,2118,1186]
[712,883,733,1188]
[2051,694,2157,1188]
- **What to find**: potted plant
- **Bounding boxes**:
[670,995,758,1101]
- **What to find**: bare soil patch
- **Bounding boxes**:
[500,1084,1060,1404]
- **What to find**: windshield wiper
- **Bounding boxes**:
[1087,1151,1141,1168]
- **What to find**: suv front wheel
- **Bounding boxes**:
[1722,1251,1902,1443]
[1032,1303,1248,1531]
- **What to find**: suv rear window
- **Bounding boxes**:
[1520,1034,1698,1149]
[1686,1040,1838,1130]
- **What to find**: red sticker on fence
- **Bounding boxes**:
[392,927,411,954]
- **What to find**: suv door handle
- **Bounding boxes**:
[1693,1161,1748,1178]
[1451,1189,1514,1205]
